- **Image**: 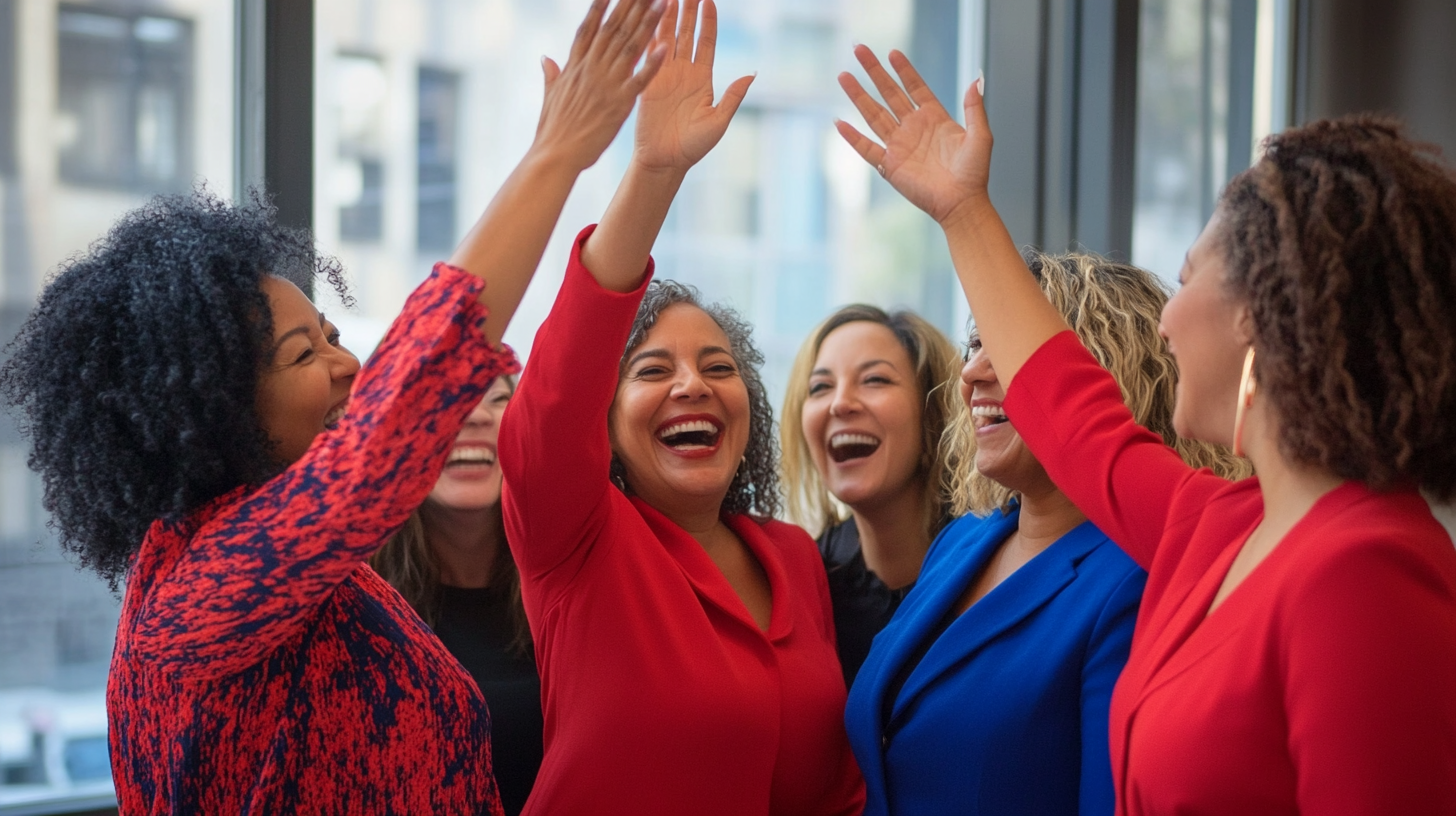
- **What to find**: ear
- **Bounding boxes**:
[1233,303,1256,347]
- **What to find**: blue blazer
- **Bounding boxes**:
[844,507,1145,816]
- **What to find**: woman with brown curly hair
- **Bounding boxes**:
[836,45,1456,814]
[780,305,960,686]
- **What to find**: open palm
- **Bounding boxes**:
[634,0,754,172]
[836,46,991,225]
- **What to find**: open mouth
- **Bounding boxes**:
[323,402,348,430]
[445,445,496,468]
[971,404,1010,429]
[829,432,881,463]
[656,418,723,452]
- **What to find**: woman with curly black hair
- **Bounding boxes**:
[837,46,1456,814]
[497,2,863,814]
[0,1,667,812]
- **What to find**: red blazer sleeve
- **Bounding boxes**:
[1003,331,1235,570]
[499,225,653,584]
[1282,514,1456,812]
[133,263,518,676]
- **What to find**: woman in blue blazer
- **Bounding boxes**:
[844,250,1249,816]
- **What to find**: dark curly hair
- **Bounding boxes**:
[1219,115,1456,499]
[0,189,349,587]
[609,280,781,519]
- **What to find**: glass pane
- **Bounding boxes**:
[0,0,235,809]
[313,0,953,407]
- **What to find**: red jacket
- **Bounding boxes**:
[1007,330,1456,815]
[500,226,864,816]
[109,263,515,815]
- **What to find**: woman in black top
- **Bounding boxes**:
[781,306,961,685]
[371,375,541,816]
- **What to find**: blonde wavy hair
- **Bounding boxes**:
[781,305,963,539]
[944,250,1252,517]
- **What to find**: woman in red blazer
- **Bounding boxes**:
[834,46,1456,814]
[498,2,863,814]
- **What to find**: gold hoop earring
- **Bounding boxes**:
[1232,347,1257,457]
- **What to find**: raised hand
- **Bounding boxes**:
[632,0,754,173]
[835,46,990,226]
[534,0,669,173]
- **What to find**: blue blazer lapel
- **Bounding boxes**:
[888,519,1105,728]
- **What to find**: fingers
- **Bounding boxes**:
[591,0,647,64]
[834,119,887,170]
[695,0,718,65]
[656,0,678,59]
[541,56,562,87]
[838,71,900,144]
[854,44,916,122]
[963,70,992,145]
[629,42,671,94]
[568,0,609,65]
[888,49,943,112]
[676,0,701,60]
[714,73,755,124]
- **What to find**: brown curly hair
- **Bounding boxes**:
[1219,115,1456,499]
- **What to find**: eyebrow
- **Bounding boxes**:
[810,358,898,378]
[268,313,326,361]
[626,345,734,369]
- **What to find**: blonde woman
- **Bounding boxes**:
[370,375,540,816]
[781,305,960,685]
[843,251,1248,816]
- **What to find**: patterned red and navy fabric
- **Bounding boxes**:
[108,263,517,815]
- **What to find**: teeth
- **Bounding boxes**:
[324,405,347,427]
[447,447,496,465]
[830,433,879,449]
[971,405,1007,420]
[658,419,718,439]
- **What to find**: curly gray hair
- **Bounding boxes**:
[610,280,781,519]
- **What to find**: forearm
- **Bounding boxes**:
[449,147,581,345]
[580,161,686,292]
[939,196,1071,386]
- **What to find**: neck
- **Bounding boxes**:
[1242,406,1343,530]
[1015,477,1086,553]
[419,501,504,588]
[850,476,932,590]
[649,492,732,548]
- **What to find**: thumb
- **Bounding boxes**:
[542,56,562,87]
[963,71,989,137]
[714,73,756,124]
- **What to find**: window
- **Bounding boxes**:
[0,0,15,178]
[334,53,387,243]
[56,5,193,192]
[417,67,460,254]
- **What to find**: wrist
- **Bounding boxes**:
[628,156,690,186]
[938,192,996,236]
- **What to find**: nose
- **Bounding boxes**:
[670,366,711,401]
[463,400,496,427]
[829,381,859,418]
[962,347,996,389]
[330,344,362,381]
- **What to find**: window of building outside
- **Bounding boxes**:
[1132,0,1287,283]
[0,0,235,809]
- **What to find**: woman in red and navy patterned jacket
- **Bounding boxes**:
[0,2,668,812]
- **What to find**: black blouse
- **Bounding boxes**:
[434,584,543,816]
[818,518,914,688]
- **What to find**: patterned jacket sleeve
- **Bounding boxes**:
[131,263,519,676]
[500,225,652,586]
[1004,331,1234,570]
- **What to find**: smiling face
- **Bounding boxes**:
[801,321,925,510]
[255,275,360,464]
[428,377,513,511]
[609,303,751,515]
[1158,211,1252,445]
[960,333,1052,493]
